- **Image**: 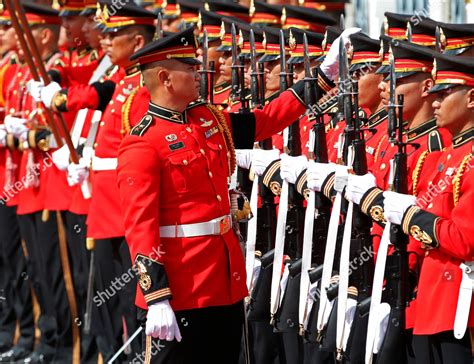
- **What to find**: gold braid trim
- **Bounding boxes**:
[412,150,429,196]
[453,154,472,206]
[121,86,140,136]
[374,135,387,164]
[206,104,236,176]
[0,64,9,107]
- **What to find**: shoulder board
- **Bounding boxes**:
[54,58,66,68]
[186,100,207,110]
[89,50,99,62]
[10,53,18,65]
[130,114,153,137]
[428,130,443,152]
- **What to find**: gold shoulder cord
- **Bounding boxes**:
[0,64,8,107]
[121,86,140,136]
[206,104,236,176]
[373,134,387,164]
[452,154,472,206]
[411,150,429,196]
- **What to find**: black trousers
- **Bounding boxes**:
[62,211,98,363]
[93,237,140,362]
[413,330,472,364]
[136,301,244,364]
[0,204,34,351]
[17,211,73,358]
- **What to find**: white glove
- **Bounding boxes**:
[26,79,45,102]
[252,148,280,176]
[40,82,62,108]
[52,144,71,171]
[0,126,6,147]
[4,115,28,140]
[280,154,308,184]
[320,27,361,80]
[346,173,376,205]
[145,299,182,342]
[383,191,417,225]
[67,158,89,186]
[235,149,253,170]
[306,162,337,192]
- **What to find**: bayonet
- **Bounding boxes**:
[340,14,345,31]
[279,29,288,92]
[249,28,261,108]
[199,29,209,101]
[153,12,163,40]
[230,23,240,102]
[388,50,397,142]
[435,25,442,53]
[303,33,316,109]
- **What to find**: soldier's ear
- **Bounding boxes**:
[158,69,170,86]
[133,33,146,53]
[421,77,434,97]
[467,88,474,110]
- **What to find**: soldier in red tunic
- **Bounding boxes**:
[382,53,474,364]
[116,26,312,363]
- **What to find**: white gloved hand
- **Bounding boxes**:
[26,79,45,102]
[252,148,280,176]
[235,149,254,170]
[346,173,376,205]
[0,126,7,147]
[145,299,182,342]
[383,191,417,225]
[67,158,89,186]
[280,154,308,184]
[40,82,62,108]
[306,162,337,192]
[52,144,71,171]
[320,27,361,80]
[4,115,29,140]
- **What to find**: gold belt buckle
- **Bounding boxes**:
[219,216,231,235]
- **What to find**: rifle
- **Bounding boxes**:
[249,29,262,109]
[5,0,62,151]
[11,0,79,163]
[373,94,411,364]
[153,12,163,40]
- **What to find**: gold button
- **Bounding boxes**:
[186,127,192,133]
[100,121,105,126]
[447,154,451,160]
[216,194,221,201]
[380,163,386,170]
[72,62,77,67]
[428,203,433,209]
[13,90,17,95]
[18,73,22,77]
[111,109,115,113]
[109,100,114,105]
[218,144,223,150]
[120,80,124,85]
[9,108,14,113]
[425,251,429,257]
[183,159,188,165]
[209,171,213,178]
[94,142,98,148]
[200,148,205,155]
[25,110,29,115]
